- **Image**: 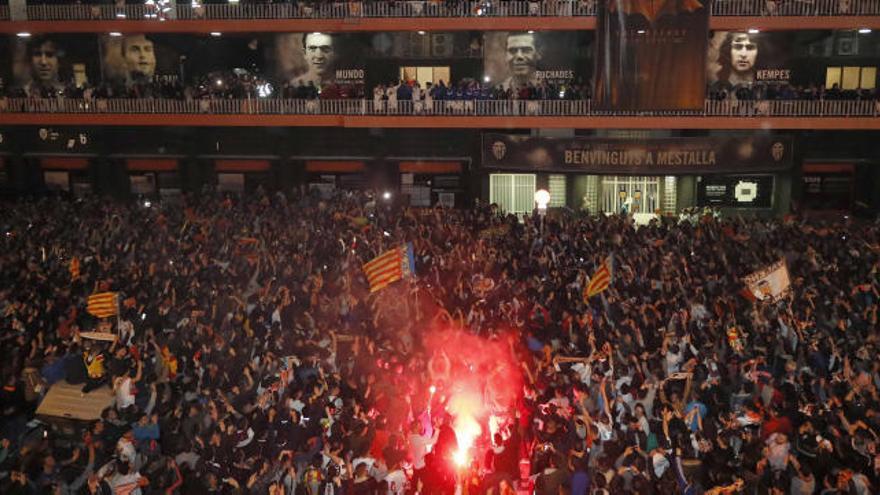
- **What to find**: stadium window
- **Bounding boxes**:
[825,66,877,90]
[860,67,877,90]
[841,67,860,90]
[44,171,69,192]
[548,175,566,207]
[398,66,450,86]
[489,173,536,215]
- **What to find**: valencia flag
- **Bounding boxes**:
[583,255,614,301]
[362,243,415,293]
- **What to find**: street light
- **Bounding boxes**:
[534,189,550,211]
[535,189,550,233]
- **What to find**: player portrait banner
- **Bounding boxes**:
[743,260,791,303]
[707,31,797,92]
[482,134,793,174]
[482,31,592,90]
[100,34,183,90]
[3,34,101,97]
[594,0,711,111]
[271,33,366,97]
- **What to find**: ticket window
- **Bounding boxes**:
[214,160,274,194]
[218,173,245,194]
[305,161,367,197]
[44,171,70,192]
[158,172,182,199]
[309,174,337,199]
[43,169,92,196]
[40,157,91,196]
[130,173,157,195]
[400,161,463,208]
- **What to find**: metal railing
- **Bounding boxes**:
[1,97,877,118]
[19,0,880,20]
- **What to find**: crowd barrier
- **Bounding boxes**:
[18,0,880,21]
[1,97,877,117]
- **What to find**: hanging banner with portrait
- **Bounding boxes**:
[707,31,797,93]
[270,33,367,97]
[481,134,793,174]
[482,31,592,91]
[594,0,711,110]
[99,34,182,92]
[3,34,101,97]
[100,34,268,96]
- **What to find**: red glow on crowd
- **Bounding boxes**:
[423,328,524,471]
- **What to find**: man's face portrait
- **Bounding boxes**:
[492,141,507,160]
[771,142,785,162]
[730,33,758,76]
[304,33,336,79]
[505,33,540,78]
[123,35,156,80]
[31,40,60,84]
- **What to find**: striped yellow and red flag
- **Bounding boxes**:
[583,255,613,301]
[362,243,415,293]
[87,292,119,319]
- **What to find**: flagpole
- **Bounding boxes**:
[116,293,122,342]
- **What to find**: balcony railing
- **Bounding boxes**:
[18,0,880,21]
[1,97,877,118]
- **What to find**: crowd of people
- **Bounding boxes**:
[25,0,595,16]
[707,82,880,103]
[0,188,878,495]
[7,75,880,115]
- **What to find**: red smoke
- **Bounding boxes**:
[424,328,524,468]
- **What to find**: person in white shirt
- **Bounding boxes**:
[384,463,407,495]
[407,418,438,489]
[373,84,385,113]
[423,82,434,114]
[411,81,422,114]
[104,461,148,495]
[114,359,143,412]
[386,82,398,113]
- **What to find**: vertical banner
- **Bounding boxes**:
[594,0,711,110]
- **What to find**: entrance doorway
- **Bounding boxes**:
[601,176,661,214]
[489,173,536,215]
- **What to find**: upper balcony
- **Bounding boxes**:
[1,97,877,129]
[2,0,880,34]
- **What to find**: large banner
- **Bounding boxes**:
[98,34,269,97]
[594,0,711,110]
[482,31,591,90]
[5,34,100,96]
[271,32,366,95]
[481,134,793,174]
[707,31,796,91]
[100,34,183,90]
[743,260,791,303]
